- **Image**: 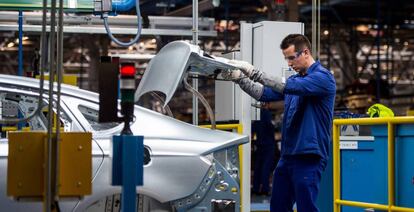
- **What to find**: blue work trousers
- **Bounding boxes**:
[270,155,323,212]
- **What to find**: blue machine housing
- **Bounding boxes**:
[112,0,136,12]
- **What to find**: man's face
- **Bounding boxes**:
[282,45,309,74]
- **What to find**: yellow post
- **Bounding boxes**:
[333,123,341,212]
[237,124,244,212]
[387,122,395,212]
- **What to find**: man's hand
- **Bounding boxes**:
[228,60,255,77]
[228,60,285,93]
[221,69,245,82]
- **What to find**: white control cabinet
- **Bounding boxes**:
[241,21,304,120]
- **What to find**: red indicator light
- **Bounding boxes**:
[120,64,136,77]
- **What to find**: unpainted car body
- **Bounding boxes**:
[0,74,248,212]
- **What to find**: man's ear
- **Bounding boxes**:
[304,49,312,58]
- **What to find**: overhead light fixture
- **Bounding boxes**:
[23,36,29,41]
[356,25,369,32]
[256,6,268,13]
[212,0,220,7]
[323,30,329,36]
[7,42,14,48]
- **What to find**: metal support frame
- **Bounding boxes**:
[200,123,244,209]
[16,10,24,129]
[0,11,217,37]
[0,24,217,36]
[311,0,320,59]
[375,0,381,101]
[45,0,58,211]
[18,10,23,76]
[333,117,414,212]
[166,0,216,16]
[192,0,199,126]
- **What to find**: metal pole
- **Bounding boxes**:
[311,0,316,55]
[46,0,57,210]
[317,0,320,59]
[375,0,381,101]
[18,10,23,76]
[327,17,331,70]
[17,10,24,129]
[224,0,229,51]
[40,0,48,78]
[54,0,64,204]
[387,122,395,210]
[192,0,199,125]
[333,123,340,212]
[311,0,320,59]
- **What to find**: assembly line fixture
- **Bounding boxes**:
[111,63,144,212]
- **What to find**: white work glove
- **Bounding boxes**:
[228,60,285,93]
[221,69,264,100]
[221,69,245,82]
[228,60,255,77]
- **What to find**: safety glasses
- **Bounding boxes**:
[284,49,306,61]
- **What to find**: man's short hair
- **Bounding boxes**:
[280,34,312,53]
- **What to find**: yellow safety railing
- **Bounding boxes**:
[333,116,414,212]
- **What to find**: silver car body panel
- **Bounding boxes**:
[135,40,237,105]
[0,74,248,211]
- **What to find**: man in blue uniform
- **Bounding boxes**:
[223,34,336,212]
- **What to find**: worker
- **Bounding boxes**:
[252,105,278,196]
[222,34,336,212]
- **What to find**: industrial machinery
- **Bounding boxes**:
[0,0,248,211]
[0,73,248,211]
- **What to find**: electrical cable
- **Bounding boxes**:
[54,201,61,212]
[183,73,216,129]
[102,0,142,47]
[72,137,105,211]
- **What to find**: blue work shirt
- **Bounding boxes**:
[259,61,336,161]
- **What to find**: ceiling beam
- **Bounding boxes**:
[166,0,215,16]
